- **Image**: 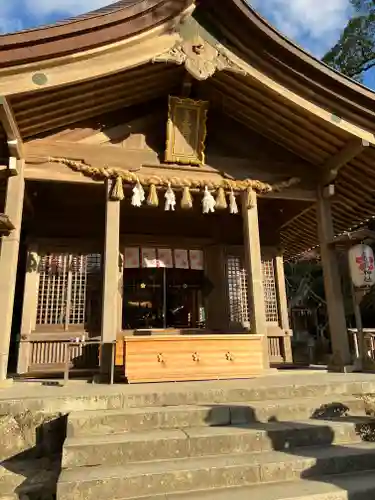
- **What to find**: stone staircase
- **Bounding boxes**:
[57,381,375,500]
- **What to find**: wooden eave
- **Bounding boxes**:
[196,0,375,132]
[0,0,375,259]
[0,0,194,67]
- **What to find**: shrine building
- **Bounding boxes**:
[1,0,375,383]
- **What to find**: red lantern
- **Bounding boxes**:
[348,244,375,288]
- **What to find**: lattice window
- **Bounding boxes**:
[227,256,249,325]
[226,255,279,326]
[69,255,87,326]
[36,252,101,328]
[262,258,279,324]
[37,254,70,325]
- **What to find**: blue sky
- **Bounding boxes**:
[0,0,374,89]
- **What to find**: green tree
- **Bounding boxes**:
[323,0,375,80]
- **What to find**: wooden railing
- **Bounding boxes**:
[29,340,99,371]
[268,336,284,363]
[348,328,375,359]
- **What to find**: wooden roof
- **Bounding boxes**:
[0,1,193,67]
[1,0,375,258]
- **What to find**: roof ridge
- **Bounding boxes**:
[0,0,139,37]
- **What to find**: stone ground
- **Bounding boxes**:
[1,368,375,403]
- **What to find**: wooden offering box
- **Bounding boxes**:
[118,334,264,383]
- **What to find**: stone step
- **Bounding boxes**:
[57,442,375,500]
[62,417,375,468]
[66,394,366,437]
[66,404,230,437]
[121,470,375,500]
[0,457,60,497]
[2,376,374,416]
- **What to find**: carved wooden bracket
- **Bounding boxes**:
[153,34,246,81]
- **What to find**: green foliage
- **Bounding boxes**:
[284,260,325,307]
[323,0,375,80]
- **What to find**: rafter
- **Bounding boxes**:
[320,138,369,186]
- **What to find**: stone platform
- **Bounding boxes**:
[2,371,375,499]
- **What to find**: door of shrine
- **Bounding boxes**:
[122,247,206,331]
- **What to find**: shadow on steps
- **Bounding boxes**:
[200,398,375,499]
[0,412,67,500]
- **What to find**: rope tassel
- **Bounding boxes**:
[202,186,216,214]
[215,187,228,209]
[110,176,124,201]
[181,186,193,209]
[147,184,159,207]
[229,190,238,214]
[132,180,145,207]
[165,183,176,211]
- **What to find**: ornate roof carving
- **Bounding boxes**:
[153,19,246,81]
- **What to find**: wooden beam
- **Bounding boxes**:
[25,141,306,187]
[329,228,375,246]
[0,96,24,160]
[261,188,316,201]
[321,138,369,186]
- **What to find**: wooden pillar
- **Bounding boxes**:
[100,180,121,380]
[316,187,351,369]
[0,161,24,381]
[275,253,293,363]
[241,192,270,369]
[17,245,39,374]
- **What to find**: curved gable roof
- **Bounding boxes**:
[0,0,193,67]
[196,0,375,131]
[0,0,373,127]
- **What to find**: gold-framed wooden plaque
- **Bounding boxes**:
[165,96,208,165]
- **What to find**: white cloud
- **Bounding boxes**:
[0,1,112,33]
[0,17,23,33]
[0,0,350,59]
[0,3,21,32]
[249,0,351,56]
[23,0,111,17]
